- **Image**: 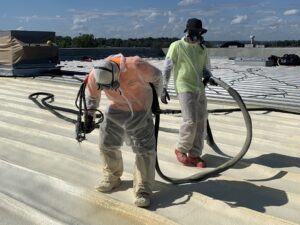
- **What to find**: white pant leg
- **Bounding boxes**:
[133,150,156,196]
[177,92,207,156]
[177,92,198,153]
[99,113,125,182]
[100,149,123,182]
[127,113,156,196]
[189,93,207,156]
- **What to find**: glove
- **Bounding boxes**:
[84,114,95,133]
[203,76,218,86]
[208,77,218,86]
[160,88,170,104]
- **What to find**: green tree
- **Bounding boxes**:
[56,36,72,48]
[72,34,96,48]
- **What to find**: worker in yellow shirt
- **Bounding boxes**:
[161,18,214,168]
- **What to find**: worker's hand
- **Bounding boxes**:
[203,76,218,86]
[160,88,170,104]
[208,77,218,86]
[84,115,95,133]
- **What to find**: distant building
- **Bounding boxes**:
[220,41,244,48]
[245,44,254,48]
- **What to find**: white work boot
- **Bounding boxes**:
[96,178,121,193]
[134,192,150,208]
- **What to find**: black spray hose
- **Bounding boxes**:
[28,82,88,124]
[9,71,296,184]
[208,107,300,115]
[28,92,78,123]
[29,80,104,142]
[152,76,253,184]
[28,76,250,184]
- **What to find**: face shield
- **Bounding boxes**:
[93,60,120,90]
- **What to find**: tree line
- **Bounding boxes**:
[56,34,179,48]
[260,40,300,47]
[55,34,300,48]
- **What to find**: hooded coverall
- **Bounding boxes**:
[85,54,162,196]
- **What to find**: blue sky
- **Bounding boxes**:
[0,0,299,41]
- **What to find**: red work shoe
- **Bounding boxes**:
[175,149,190,165]
[187,155,206,168]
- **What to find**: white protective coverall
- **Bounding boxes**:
[85,54,163,196]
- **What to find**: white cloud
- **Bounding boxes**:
[71,12,101,31]
[231,15,247,24]
[256,16,283,31]
[134,24,143,30]
[190,9,220,17]
[256,10,276,15]
[71,16,89,31]
[69,9,162,19]
[178,0,200,6]
[17,15,62,23]
[283,9,299,16]
[58,3,300,40]
[167,11,176,23]
[71,23,88,31]
[258,16,283,26]
[290,24,299,29]
[16,27,24,30]
[73,17,88,24]
[145,12,159,22]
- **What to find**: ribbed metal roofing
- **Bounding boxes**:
[0,58,300,224]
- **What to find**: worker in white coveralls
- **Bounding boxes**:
[161,18,216,168]
[84,54,163,208]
